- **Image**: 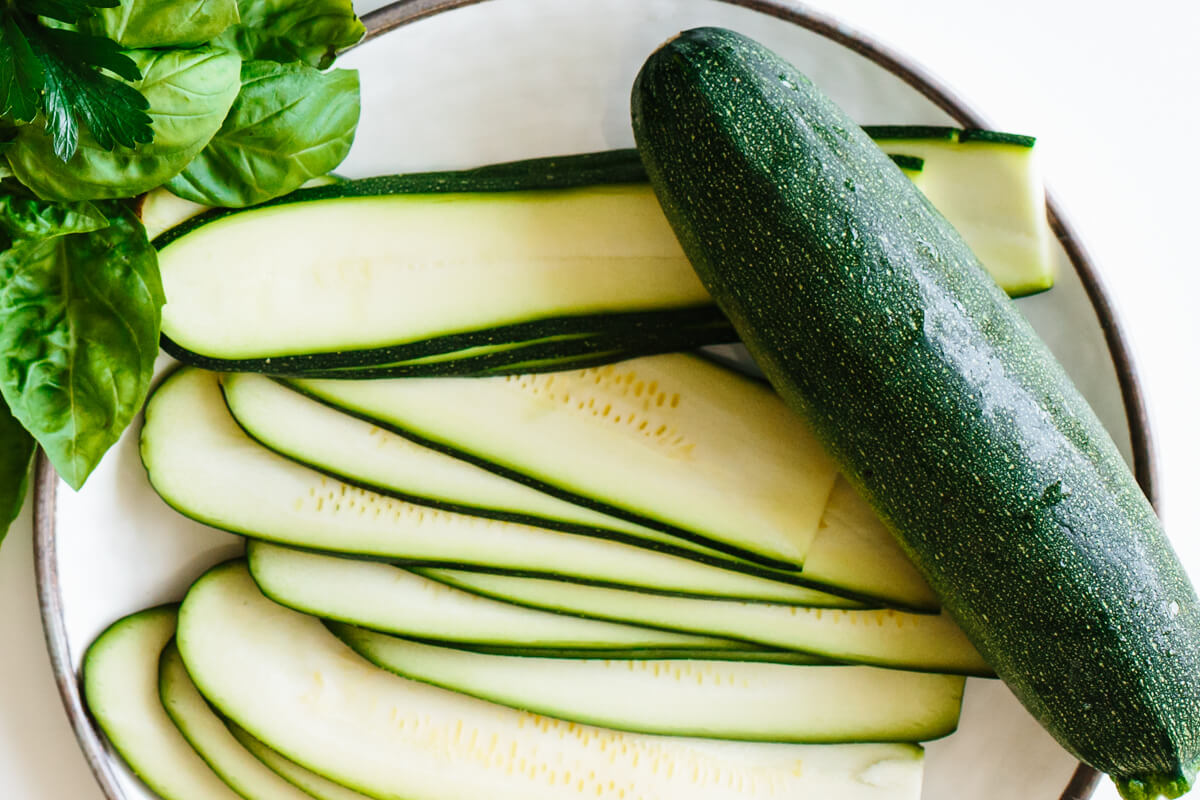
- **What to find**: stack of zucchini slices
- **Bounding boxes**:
[87,131,1051,800]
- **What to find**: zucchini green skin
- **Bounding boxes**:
[440,644,830,663]
[151,149,650,251]
[632,27,1200,798]
[291,315,737,379]
[160,306,735,375]
[154,146,1017,377]
[155,150,736,375]
[862,125,1036,148]
[152,148,918,252]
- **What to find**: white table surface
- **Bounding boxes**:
[1,1,1196,799]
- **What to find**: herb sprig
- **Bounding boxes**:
[0,0,362,550]
[0,0,153,160]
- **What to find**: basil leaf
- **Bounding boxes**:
[7,46,241,201]
[166,61,358,208]
[0,194,108,239]
[213,0,363,69]
[0,201,162,489]
[83,0,240,49]
[0,398,36,546]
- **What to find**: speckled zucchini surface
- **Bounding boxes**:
[631,27,1200,798]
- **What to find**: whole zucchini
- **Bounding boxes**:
[632,27,1200,799]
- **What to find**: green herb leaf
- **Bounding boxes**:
[7,46,240,201]
[0,16,44,123]
[0,4,153,162]
[0,199,162,489]
[19,0,118,25]
[83,0,240,49]
[21,25,151,160]
[0,194,109,239]
[213,0,363,69]
[0,398,36,546]
[167,61,359,207]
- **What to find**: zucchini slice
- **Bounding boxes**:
[177,561,928,800]
[223,372,715,553]
[142,368,857,605]
[81,606,242,800]
[159,641,314,800]
[158,182,710,363]
[866,126,1053,297]
[333,622,965,742]
[156,144,1047,376]
[247,540,779,656]
[227,723,373,800]
[228,374,937,610]
[422,568,991,676]
[803,478,937,610]
[292,316,737,379]
[301,329,731,378]
[289,354,840,570]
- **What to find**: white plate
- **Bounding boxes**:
[36,2,1155,799]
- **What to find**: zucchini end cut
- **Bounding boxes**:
[1114,760,1198,800]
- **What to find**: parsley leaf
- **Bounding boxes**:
[0,3,153,161]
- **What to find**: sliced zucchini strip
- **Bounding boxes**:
[82,606,242,800]
[143,369,856,605]
[803,478,937,610]
[422,569,991,677]
[229,373,938,611]
[869,126,1053,296]
[158,183,708,361]
[248,540,756,653]
[290,354,840,570]
[159,641,314,800]
[227,722,373,800]
[223,373,711,553]
[334,622,965,742]
[259,311,737,379]
[177,561,927,800]
[156,142,1047,374]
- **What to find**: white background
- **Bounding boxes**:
[0,2,1196,799]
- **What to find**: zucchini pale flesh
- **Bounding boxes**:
[632,27,1200,798]
[157,180,714,366]
[289,354,840,570]
[82,606,242,800]
[864,126,1052,297]
[246,540,783,656]
[177,561,928,800]
[142,369,857,606]
[159,642,315,800]
[228,371,936,609]
[423,569,990,675]
[157,145,1048,375]
[333,622,965,743]
[226,723,373,800]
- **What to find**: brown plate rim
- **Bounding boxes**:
[34,1,1152,798]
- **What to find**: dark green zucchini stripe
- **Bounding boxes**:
[151,149,651,251]
[298,319,738,379]
[439,644,830,663]
[632,27,1199,799]
[862,125,1035,148]
[153,147,923,253]
[159,305,734,374]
